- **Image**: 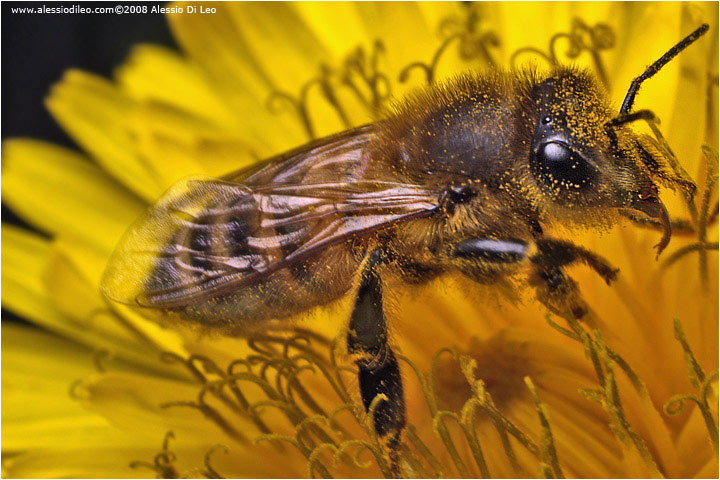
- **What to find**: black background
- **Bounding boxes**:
[2,1,177,322]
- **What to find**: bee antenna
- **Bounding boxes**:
[620,23,709,114]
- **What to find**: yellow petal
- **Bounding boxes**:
[1,225,184,364]
[695,455,719,478]
[126,104,259,180]
[168,2,307,152]
[45,70,163,200]
[3,447,153,479]
[1,227,124,359]
[1,139,145,253]
[116,44,239,130]
[226,2,334,93]
[1,226,57,327]
[80,372,244,442]
[293,1,367,59]
[44,235,187,360]
[3,440,299,479]
[354,2,437,97]
[2,323,112,451]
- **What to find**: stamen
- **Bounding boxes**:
[295,415,335,447]
[651,145,718,283]
[266,87,319,140]
[200,445,229,479]
[674,318,708,388]
[547,315,649,396]
[705,73,718,140]
[433,411,473,477]
[458,400,490,478]
[92,349,113,373]
[162,384,249,443]
[511,18,615,89]
[146,322,711,478]
[343,439,391,477]
[130,431,180,479]
[460,356,537,467]
[342,40,392,116]
[400,4,498,85]
[267,41,391,140]
[405,425,444,477]
[306,443,339,478]
[525,377,564,479]
[68,379,90,401]
[438,3,498,64]
[155,330,366,477]
[256,433,334,478]
[660,242,719,270]
[697,146,718,288]
[399,37,461,85]
[549,315,663,476]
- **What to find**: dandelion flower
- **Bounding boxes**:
[2,2,718,478]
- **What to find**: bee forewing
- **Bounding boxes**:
[101,174,442,312]
[100,176,253,307]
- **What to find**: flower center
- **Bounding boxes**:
[435,331,536,411]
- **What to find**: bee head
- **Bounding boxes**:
[523,23,708,254]
[524,69,665,223]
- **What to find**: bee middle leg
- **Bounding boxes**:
[347,249,405,475]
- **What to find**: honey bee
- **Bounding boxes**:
[102,24,709,469]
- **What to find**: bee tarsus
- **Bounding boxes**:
[531,238,619,285]
[529,239,620,321]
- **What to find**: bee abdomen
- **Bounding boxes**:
[150,197,362,332]
[174,244,360,333]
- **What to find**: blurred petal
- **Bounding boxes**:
[1,139,145,252]
[168,2,307,152]
[45,71,163,200]
[116,45,238,129]
[2,323,106,451]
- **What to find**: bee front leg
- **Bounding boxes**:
[347,249,405,476]
[529,238,619,320]
[529,265,588,320]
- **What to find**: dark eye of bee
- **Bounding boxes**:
[535,141,596,189]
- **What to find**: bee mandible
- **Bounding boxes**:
[102,23,709,472]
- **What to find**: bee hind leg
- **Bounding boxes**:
[347,249,405,477]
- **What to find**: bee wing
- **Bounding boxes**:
[101,177,441,309]
[223,124,376,186]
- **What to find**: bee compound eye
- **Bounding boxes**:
[536,141,596,189]
[541,142,570,162]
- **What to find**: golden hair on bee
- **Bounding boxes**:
[366,65,640,235]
